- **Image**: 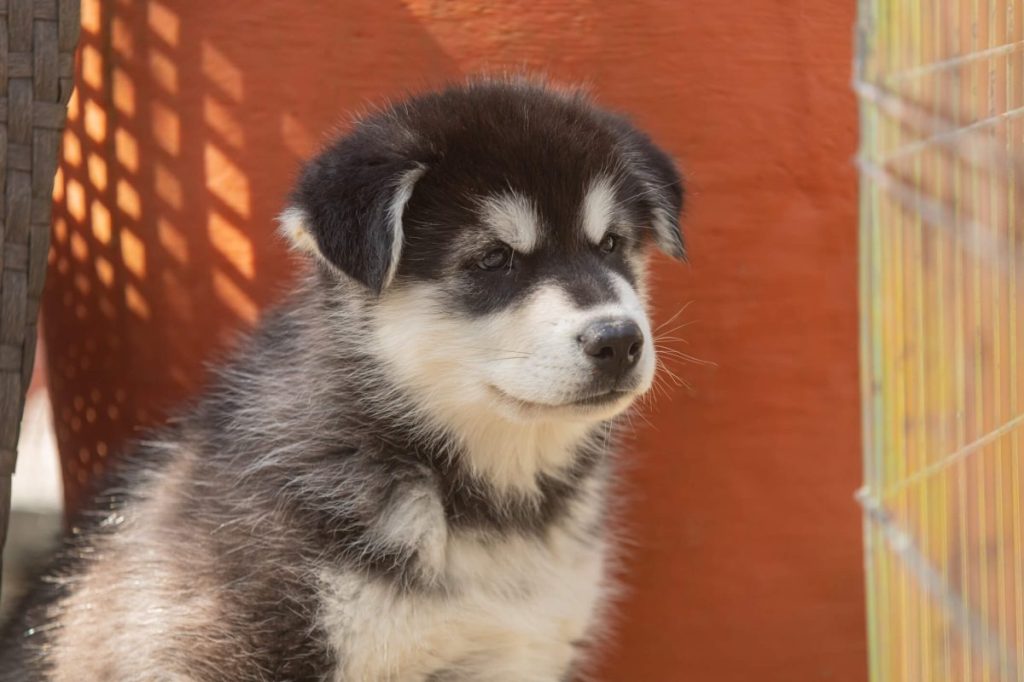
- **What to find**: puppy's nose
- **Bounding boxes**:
[578,318,644,377]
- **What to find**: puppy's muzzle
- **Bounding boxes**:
[578,317,644,381]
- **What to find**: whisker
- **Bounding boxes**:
[655,346,716,368]
[657,363,689,388]
[654,320,698,337]
[654,334,691,345]
[654,301,694,333]
[653,353,696,391]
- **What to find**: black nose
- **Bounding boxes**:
[578,318,644,378]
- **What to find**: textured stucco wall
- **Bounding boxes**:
[44,1,865,679]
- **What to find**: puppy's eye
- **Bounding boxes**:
[598,234,618,254]
[478,245,513,271]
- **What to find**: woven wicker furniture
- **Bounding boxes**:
[0,0,80,599]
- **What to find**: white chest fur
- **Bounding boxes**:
[318,518,609,682]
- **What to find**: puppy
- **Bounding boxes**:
[0,77,685,681]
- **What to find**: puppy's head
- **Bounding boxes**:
[282,79,684,427]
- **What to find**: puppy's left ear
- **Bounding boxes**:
[279,136,426,294]
[616,125,686,260]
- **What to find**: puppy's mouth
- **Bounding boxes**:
[568,390,633,407]
[487,385,635,413]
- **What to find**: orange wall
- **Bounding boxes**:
[43,1,865,679]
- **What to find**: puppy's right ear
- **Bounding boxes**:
[279,137,425,294]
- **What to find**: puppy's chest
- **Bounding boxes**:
[319,522,608,681]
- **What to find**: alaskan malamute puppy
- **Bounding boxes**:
[1,78,684,681]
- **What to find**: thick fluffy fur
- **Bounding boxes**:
[0,78,684,681]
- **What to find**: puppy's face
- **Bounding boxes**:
[283,80,684,426]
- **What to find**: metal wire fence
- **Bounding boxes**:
[857,1,1024,680]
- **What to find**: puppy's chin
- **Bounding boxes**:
[485,384,641,423]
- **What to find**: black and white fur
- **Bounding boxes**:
[0,77,685,681]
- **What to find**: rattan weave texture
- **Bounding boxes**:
[0,0,80,595]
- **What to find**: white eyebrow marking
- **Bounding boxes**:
[582,176,618,243]
[478,192,540,252]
